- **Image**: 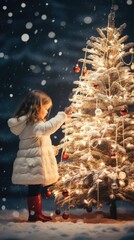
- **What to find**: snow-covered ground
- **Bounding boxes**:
[0,199,134,240]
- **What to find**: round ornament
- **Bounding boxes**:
[62,189,69,197]
[93,83,98,89]
[86,206,92,212]
[55,208,61,215]
[111,182,118,190]
[73,64,80,73]
[118,171,126,180]
[108,105,113,111]
[109,194,115,199]
[111,152,116,159]
[62,153,69,160]
[82,67,88,76]
[44,189,52,198]
[119,180,125,187]
[62,212,69,219]
[130,182,134,188]
[95,108,102,116]
[120,107,128,115]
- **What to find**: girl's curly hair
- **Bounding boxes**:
[14,90,52,123]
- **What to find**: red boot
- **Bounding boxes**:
[27,195,52,222]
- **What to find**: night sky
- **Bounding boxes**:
[0,0,134,201]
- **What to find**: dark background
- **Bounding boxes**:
[0,0,133,208]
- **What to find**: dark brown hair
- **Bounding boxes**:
[14,90,52,122]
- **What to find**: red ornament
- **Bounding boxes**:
[55,208,61,215]
[82,67,88,76]
[73,64,80,73]
[110,152,116,159]
[62,153,69,160]
[93,83,98,89]
[62,189,69,197]
[120,107,128,116]
[62,212,69,219]
[44,189,52,198]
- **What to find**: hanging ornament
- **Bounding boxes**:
[111,181,118,190]
[98,203,103,209]
[118,171,126,180]
[119,180,126,187]
[62,152,69,160]
[62,211,69,219]
[130,182,134,188]
[44,189,52,198]
[109,194,115,200]
[110,152,116,159]
[120,106,128,115]
[93,83,98,89]
[62,189,69,197]
[86,206,92,212]
[82,67,88,76]
[55,208,61,215]
[108,105,113,111]
[95,108,102,116]
[73,64,80,73]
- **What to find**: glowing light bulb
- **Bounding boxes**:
[95,108,102,116]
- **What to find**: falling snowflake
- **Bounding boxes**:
[84,16,92,24]
[45,65,51,71]
[58,52,62,56]
[126,0,133,5]
[2,198,6,202]
[3,6,7,10]
[34,29,38,34]
[113,4,119,10]
[25,22,33,29]
[1,205,6,210]
[21,33,30,42]
[48,31,56,38]
[41,14,47,20]
[12,211,20,218]
[34,11,39,16]
[41,80,47,86]
[0,52,4,58]
[60,21,66,27]
[42,62,47,65]
[4,54,9,59]
[21,3,26,8]
[7,20,13,25]
[30,65,41,73]
[8,12,13,17]
[9,93,13,98]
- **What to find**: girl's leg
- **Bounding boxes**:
[27,185,52,222]
[28,184,41,197]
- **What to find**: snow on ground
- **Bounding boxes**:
[0,207,134,240]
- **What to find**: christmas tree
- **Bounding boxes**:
[50,10,134,218]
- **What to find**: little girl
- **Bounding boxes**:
[7,89,72,222]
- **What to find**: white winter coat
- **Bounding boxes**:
[7,112,67,186]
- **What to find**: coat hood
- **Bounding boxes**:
[7,115,27,135]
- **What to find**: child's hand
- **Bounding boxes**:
[53,146,59,156]
[64,105,76,116]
